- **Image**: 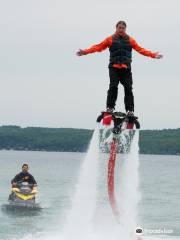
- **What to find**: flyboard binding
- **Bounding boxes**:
[97,111,140,219]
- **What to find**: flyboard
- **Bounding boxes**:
[97,111,140,219]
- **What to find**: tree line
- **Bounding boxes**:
[0,126,179,155]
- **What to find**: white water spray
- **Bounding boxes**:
[62,127,140,240]
[118,130,141,239]
[62,126,100,239]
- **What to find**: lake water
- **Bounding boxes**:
[0,150,179,240]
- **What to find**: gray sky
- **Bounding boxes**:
[0,0,179,130]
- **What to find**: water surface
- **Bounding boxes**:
[0,150,179,239]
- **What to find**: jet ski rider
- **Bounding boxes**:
[11,163,37,188]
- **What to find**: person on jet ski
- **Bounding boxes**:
[11,163,37,188]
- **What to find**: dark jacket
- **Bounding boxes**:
[11,172,37,185]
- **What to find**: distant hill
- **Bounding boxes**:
[0,126,180,155]
[139,128,180,155]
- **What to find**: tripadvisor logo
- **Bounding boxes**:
[136,227,143,236]
[136,227,174,235]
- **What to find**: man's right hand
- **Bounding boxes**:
[154,52,163,59]
[76,49,86,56]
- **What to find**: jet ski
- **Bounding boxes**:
[1,182,41,212]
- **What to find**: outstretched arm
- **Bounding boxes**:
[130,37,163,59]
[76,36,112,56]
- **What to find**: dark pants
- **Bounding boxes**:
[106,67,134,112]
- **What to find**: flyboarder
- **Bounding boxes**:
[76,20,163,116]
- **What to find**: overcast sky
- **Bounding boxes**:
[0,0,179,130]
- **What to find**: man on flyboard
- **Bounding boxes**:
[76,20,163,116]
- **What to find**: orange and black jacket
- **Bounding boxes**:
[82,32,157,69]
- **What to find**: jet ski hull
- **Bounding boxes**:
[2,191,41,213]
[2,202,41,212]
